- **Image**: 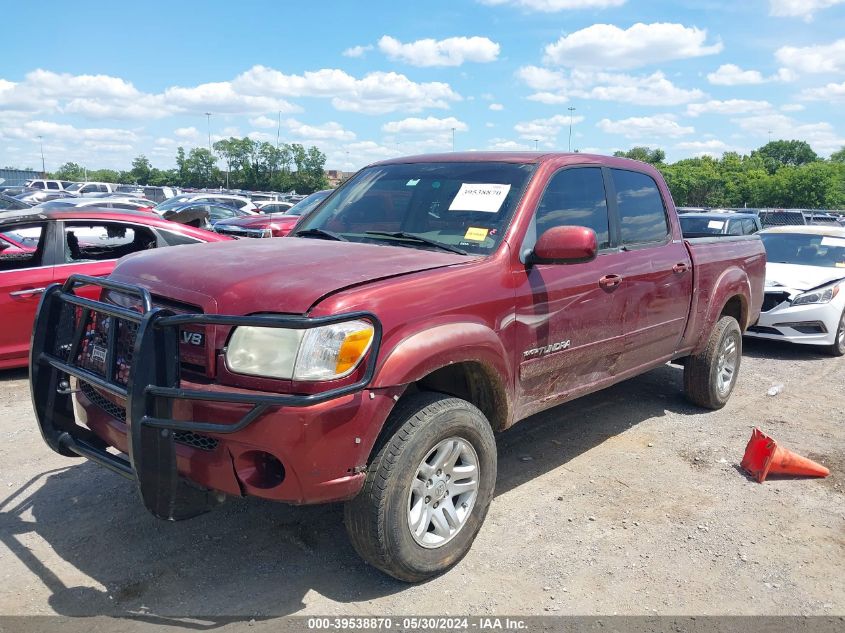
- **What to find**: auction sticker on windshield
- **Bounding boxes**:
[464,227,489,241]
[707,220,725,229]
[449,183,511,213]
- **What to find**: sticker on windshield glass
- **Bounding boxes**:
[449,183,511,213]
[464,227,489,241]
[821,236,845,248]
[406,179,420,186]
[707,220,725,229]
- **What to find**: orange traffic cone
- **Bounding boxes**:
[741,428,830,483]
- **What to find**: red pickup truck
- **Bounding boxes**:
[30,153,764,582]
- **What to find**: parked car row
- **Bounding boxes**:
[677,206,845,228]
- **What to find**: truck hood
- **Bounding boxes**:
[110,237,470,314]
[765,262,845,292]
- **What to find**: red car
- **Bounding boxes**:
[0,208,230,370]
[213,189,332,238]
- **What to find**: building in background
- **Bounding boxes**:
[325,170,354,187]
[0,168,41,185]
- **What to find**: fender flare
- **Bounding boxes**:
[693,265,751,352]
[371,322,514,428]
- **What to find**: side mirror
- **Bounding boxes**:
[529,225,598,265]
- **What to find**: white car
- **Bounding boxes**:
[65,181,119,195]
[746,225,845,356]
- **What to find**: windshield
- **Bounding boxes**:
[760,232,845,268]
[679,216,727,236]
[287,190,331,216]
[155,194,194,212]
[65,183,83,192]
[294,162,535,255]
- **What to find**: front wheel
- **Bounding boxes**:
[825,309,845,357]
[344,392,497,582]
[683,315,742,409]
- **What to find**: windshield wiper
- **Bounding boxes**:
[294,228,348,241]
[364,231,468,255]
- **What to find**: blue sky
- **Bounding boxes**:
[2,0,844,173]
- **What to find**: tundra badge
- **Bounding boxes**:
[523,340,571,358]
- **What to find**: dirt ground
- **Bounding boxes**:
[0,337,842,621]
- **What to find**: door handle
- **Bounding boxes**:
[598,274,622,290]
[10,287,46,297]
[672,262,689,274]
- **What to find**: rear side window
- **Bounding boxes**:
[64,222,157,262]
[611,169,669,245]
[46,182,59,190]
[535,167,610,249]
[31,181,45,189]
[0,224,47,271]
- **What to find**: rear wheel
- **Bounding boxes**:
[683,315,742,409]
[826,309,845,357]
[344,392,496,582]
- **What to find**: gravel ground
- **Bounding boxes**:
[0,337,842,621]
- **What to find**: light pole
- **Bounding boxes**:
[533,139,539,151]
[204,113,212,188]
[567,106,576,152]
[451,127,456,152]
[37,136,45,176]
[276,110,282,150]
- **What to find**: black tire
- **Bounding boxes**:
[825,309,845,357]
[683,315,742,410]
[344,392,497,582]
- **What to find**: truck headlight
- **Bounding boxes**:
[792,284,840,306]
[225,319,375,381]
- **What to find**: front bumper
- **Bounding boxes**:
[30,274,385,520]
[745,295,840,346]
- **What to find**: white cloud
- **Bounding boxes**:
[486,138,533,150]
[769,0,845,22]
[514,114,584,139]
[382,116,468,134]
[489,103,504,111]
[377,35,500,67]
[0,120,139,143]
[343,44,373,58]
[707,64,766,85]
[174,126,200,140]
[686,99,772,117]
[163,81,299,115]
[543,23,722,69]
[675,140,728,152]
[249,115,277,128]
[597,115,694,139]
[478,0,625,11]
[284,119,356,141]
[732,113,845,155]
[800,81,845,103]
[775,39,845,74]
[234,65,461,114]
[781,103,805,112]
[518,66,705,105]
[0,69,171,119]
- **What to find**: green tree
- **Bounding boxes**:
[830,146,845,164]
[130,155,153,184]
[613,146,666,165]
[52,162,85,181]
[752,140,819,173]
[175,147,187,186]
[183,148,218,187]
[88,169,120,183]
